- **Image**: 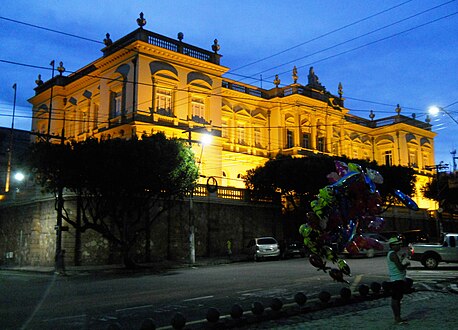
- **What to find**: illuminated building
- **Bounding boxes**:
[29,13,436,210]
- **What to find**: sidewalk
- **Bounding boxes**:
[0,256,246,275]
[237,289,458,329]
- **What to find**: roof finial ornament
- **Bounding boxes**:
[395,104,401,115]
[104,33,113,46]
[425,114,431,124]
[137,12,147,28]
[57,61,65,76]
[274,74,281,87]
[35,74,43,86]
[177,32,184,42]
[338,82,343,99]
[212,39,220,54]
[369,110,375,121]
[292,66,298,84]
[411,113,416,119]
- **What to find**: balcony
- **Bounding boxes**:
[102,28,222,65]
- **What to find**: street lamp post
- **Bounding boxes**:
[183,127,212,264]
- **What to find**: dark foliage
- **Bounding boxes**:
[27,133,199,266]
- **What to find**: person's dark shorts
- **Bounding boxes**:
[391,280,406,300]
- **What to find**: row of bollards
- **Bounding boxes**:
[106,280,413,329]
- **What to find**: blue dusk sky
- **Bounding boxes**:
[1,0,458,168]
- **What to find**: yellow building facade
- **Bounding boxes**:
[29,15,436,210]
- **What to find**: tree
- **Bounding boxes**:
[28,133,199,267]
[422,172,458,213]
[245,155,335,211]
[244,155,417,237]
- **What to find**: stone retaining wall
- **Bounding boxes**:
[0,195,282,266]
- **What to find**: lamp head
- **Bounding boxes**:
[428,106,441,116]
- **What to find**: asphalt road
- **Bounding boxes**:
[2,256,458,329]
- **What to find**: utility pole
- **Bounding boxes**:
[427,162,449,239]
[53,61,66,274]
[183,126,212,264]
[5,83,17,193]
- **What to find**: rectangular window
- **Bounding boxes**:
[92,103,99,129]
[156,88,172,114]
[115,93,122,117]
[222,120,228,138]
[409,150,418,167]
[317,137,325,152]
[332,143,339,155]
[301,133,310,148]
[254,127,261,147]
[110,91,122,118]
[237,124,245,145]
[384,150,392,166]
[192,97,205,119]
[287,130,294,148]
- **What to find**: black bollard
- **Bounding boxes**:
[140,318,156,330]
[294,292,307,306]
[270,298,283,311]
[358,284,370,297]
[340,287,352,301]
[230,304,244,319]
[318,290,331,303]
[171,312,186,330]
[370,282,382,294]
[206,307,220,323]
[251,301,264,316]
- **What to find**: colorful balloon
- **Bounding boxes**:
[368,216,385,231]
[301,161,418,282]
[309,253,330,272]
[345,241,360,255]
[337,259,351,276]
[334,160,348,177]
[329,268,350,284]
[347,162,363,173]
[366,168,384,184]
[394,189,419,211]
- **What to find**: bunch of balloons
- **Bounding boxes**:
[299,160,419,283]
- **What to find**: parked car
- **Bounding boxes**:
[380,229,429,247]
[280,240,307,259]
[245,237,280,261]
[409,233,458,269]
[402,229,429,244]
[359,233,391,258]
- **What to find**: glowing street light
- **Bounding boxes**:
[428,105,458,126]
[14,172,25,182]
[200,133,212,146]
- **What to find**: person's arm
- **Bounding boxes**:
[389,251,408,270]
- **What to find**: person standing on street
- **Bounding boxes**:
[387,236,410,324]
[227,238,233,258]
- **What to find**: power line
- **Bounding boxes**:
[228,0,416,73]
[0,16,103,45]
[0,54,443,127]
[231,1,458,84]
[0,9,452,127]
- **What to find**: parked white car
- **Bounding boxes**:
[245,237,280,261]
[359,233,390,257]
